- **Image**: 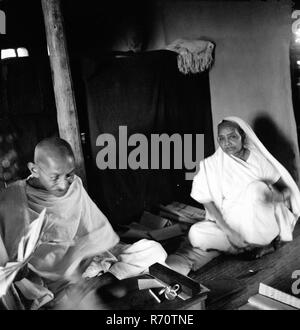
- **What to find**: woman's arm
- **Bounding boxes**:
[264,177,291,203]
[273,177,290,199]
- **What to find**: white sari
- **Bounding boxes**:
[190,116,300,249]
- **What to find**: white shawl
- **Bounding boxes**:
[18,176,118,279]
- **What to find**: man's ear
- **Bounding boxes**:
[27,162,39,178]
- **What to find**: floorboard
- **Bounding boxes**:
[188,223,300,309]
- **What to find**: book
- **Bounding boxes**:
[139,211,170,229]
[120,222,184,241]
[159,202,206,225]
[0,208,47,298]
[148,223,184,241]
[239,294,297,310]
[258,283,300,309]
[119,211,184,241]
[238,283,300,310]
[159,210,196,224]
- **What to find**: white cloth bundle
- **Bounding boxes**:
[166,39,215,74]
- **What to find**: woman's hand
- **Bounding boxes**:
[264,187,290,204]
[272,189,286,203]
[266,177,291,204]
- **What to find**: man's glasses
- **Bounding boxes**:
[38,165,75,185]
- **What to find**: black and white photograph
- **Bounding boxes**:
[0,0,300,316]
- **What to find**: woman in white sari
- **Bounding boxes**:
[166,116,300,275]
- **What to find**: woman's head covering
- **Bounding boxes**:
[218,119,247,146]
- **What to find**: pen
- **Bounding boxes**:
[148,289,161,303]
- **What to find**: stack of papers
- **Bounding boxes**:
[159,201,206,224]
[0,209,47,297]
[119,211,184,241]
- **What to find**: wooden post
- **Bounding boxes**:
[41,0,87,186]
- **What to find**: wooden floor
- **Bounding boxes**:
[188,223,300,310]
[67,223,300,310]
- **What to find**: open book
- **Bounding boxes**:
[0,209,47,298]
[238,283,300,310]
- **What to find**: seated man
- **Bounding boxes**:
[166,116,300,275]
[0,137,167,309]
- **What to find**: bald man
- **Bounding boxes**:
[0,137,167,309]
[27,137,75,197]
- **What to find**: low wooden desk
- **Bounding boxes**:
[103,274,208,310]
[61,273,208,310]
[58,223,300,310]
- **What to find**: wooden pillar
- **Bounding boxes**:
[41,0,87,186]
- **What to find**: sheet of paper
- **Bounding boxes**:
[18,208,46,262]
[137,278,164,290]
[0,208,46,297]
[0,265,19,297]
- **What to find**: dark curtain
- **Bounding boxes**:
[82,50,214,226]
[0,57,58,178]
